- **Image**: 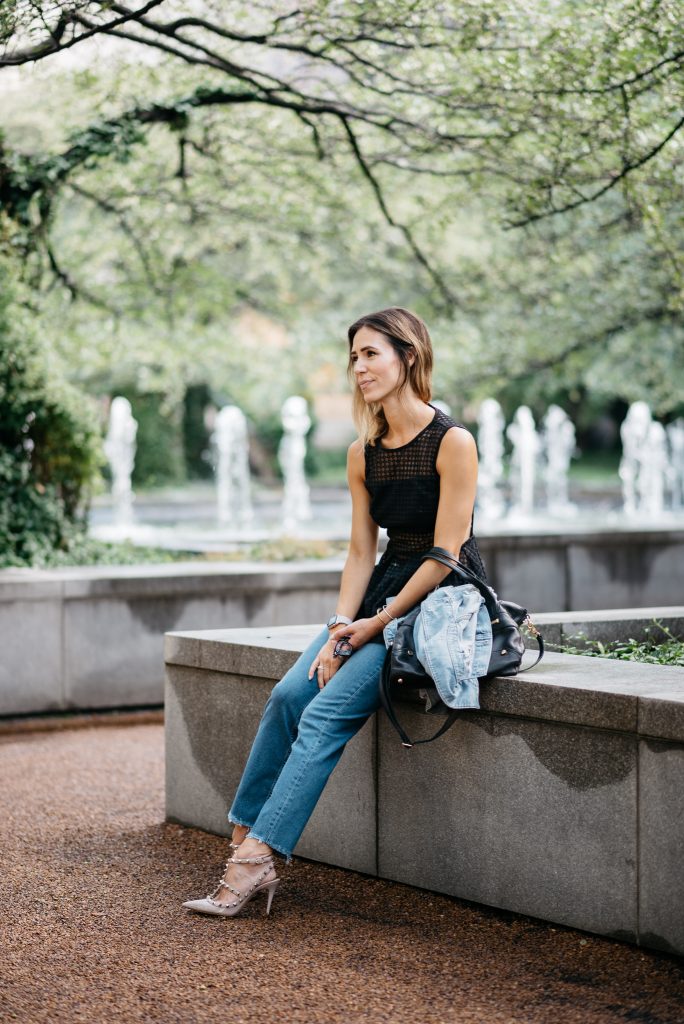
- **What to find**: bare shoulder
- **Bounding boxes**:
[438,423,475,471]
[347,438,366,479]
[347,437,365,464]
[438,425,477,459]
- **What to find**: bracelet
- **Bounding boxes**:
[376,605,393,626]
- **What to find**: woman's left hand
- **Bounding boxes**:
[330,616,383,654]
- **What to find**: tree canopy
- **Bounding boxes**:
[1,1,683,417]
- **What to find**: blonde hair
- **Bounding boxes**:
[347,307,433,445]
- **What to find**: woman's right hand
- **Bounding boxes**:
[308,634,343,689]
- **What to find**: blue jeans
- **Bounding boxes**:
[228,626,387,861]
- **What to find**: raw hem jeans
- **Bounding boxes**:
[227,626,387,862]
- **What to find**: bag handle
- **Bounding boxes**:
[422,546,545,670]
[379,654,461,748]
[421,546,500,620]
[381,547,544,748]
[380,639,544,749]
[521,635,545,670]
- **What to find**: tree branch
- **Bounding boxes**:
[506,112,684,228]
[458,305,677,389]
[340,115,458,311]
[45,240,118,312]
[66,181,162,292]
[0,0,167,66]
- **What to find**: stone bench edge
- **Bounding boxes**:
[164,626,684,743]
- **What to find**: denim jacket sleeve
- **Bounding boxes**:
[413,584,493,710]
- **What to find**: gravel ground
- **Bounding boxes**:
[1,721,682,1024]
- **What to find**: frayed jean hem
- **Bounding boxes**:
[226,813,253,829]
[227,814,293,863]
[246,830,293,864]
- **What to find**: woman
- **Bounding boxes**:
[183,306,487,917]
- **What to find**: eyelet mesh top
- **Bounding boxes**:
[356,404,488,642]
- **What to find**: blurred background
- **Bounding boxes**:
[1,0,683,565]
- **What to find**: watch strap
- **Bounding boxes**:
[327,613,352,628]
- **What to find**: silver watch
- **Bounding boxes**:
[327,613,352,628]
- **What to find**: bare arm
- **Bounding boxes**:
[332,439,380,621]
[308,438,379,687]
[330,426,479,646]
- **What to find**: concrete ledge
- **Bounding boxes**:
[164,623,684,955]
[165,625,684,742]
[0,562,343,715]
[2,540,683,715]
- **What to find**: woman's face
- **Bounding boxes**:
[350,326,410,404]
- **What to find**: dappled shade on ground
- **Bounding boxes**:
[1,722,682,1023]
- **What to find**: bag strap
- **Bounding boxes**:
[424,546,545,670]
[380,637,544,749]
[380,547,545,747]
[420,546,500,620]
[379,654,461,748]
[520,628,545,670]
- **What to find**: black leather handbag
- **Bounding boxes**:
[379,546,544,747]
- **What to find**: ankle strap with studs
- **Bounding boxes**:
[227,853,274,865]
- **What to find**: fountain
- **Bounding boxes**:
[278,395,312,531]
[617,404,684,519]
[89,391,684,556]
[506,406,541,518]
[103,396,137,529]
[213,405,253,528]
[666,420,684,512]
[470,398,684,530]
[476,398,506,521]
[618,401,651,516]
[540,404,578,516]
[643,419,668,518]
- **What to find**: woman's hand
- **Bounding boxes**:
[307,635,344,690]
[308,617,383,689]
[329,617,383,658]
[331,614,385,663]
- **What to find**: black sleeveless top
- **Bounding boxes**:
[356,404,488,642]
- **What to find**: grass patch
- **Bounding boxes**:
[0,537,201,568]
[553,620,684,667]
[0,533,349,569]
[218,538,348,561]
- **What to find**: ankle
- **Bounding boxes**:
[236,837,272,858]
[231,824,250,845]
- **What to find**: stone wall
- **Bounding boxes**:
[164,623,684,955]
[2,520,684,716]
[0,562,341,716]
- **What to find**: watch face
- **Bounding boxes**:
[328,614,350,628]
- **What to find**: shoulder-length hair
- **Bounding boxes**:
[347,307,433,445]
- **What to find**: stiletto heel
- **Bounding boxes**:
[182,853,280,918]
[263,878,280,915]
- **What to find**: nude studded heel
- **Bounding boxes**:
[182,853,280,918]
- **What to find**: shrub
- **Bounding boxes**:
[0,257,103,567]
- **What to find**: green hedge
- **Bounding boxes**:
[0,258,103,567]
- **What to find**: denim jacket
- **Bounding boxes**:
[383,584,493,710]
